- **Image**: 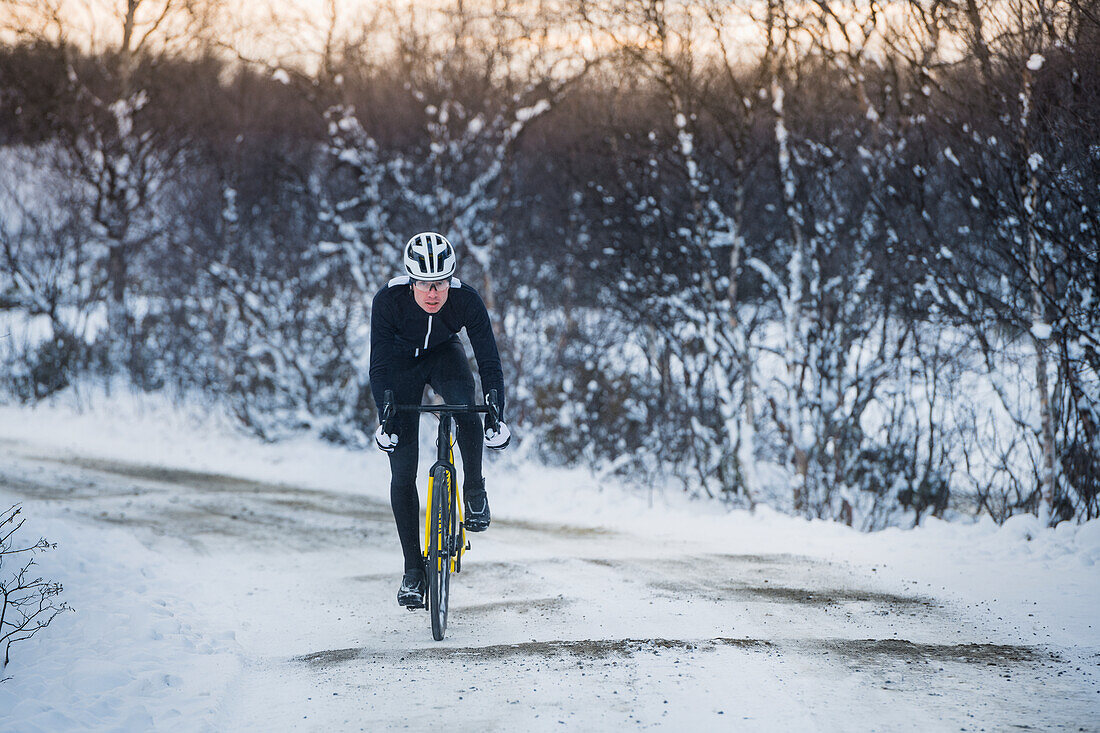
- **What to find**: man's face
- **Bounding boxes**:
[412,279,450,313]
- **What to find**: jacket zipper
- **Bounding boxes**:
[416,315,433,357]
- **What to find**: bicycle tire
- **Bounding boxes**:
[428,463,452,640]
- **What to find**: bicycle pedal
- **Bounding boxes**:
[405,602,425,611]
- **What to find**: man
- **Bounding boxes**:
[369,232,511,608]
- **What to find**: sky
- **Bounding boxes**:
[0,0,391,61]
[0,0,969,82]
[0,0,775,70]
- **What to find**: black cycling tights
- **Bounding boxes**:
[386,339,483,572]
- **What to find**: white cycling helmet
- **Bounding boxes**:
[403,232,456,281]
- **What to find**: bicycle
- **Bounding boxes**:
[381,388,502,641]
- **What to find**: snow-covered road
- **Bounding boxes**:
[2,426,1097,732]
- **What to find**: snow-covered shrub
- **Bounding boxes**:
[1,0,1096,528]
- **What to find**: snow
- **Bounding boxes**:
[1027,54,1045,71]
[678,129,694,159]
[0,391,1097,730]
[1030,321,1052,340]
[108,92,147,140]
[514,100,550,123]
[0,517,240,732]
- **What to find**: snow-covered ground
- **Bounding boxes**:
[0,392,1097,731]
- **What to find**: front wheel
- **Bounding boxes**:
[427,464,452,640]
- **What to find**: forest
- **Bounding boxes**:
[0,0,1097,528]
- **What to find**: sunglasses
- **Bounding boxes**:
[412,279,450,292]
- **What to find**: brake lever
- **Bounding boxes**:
[486,389,502,430]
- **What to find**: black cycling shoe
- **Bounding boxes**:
[464,482,491,532]
[397,568,426,608]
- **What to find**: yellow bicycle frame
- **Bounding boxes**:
[423,432,465,572]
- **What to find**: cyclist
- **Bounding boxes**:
[370,232,511,608]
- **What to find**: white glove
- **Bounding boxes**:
[375,424,398,453]
[484,421,511,451]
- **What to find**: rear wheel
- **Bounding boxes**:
[428,464,452,640]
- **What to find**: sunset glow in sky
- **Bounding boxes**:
[1,0,967,74]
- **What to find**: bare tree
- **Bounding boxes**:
[1,0,223,374]
[1,505,71,673]
[888,0,1099,523]
[0,150,99,397]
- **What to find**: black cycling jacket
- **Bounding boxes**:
[369,276,506,413]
